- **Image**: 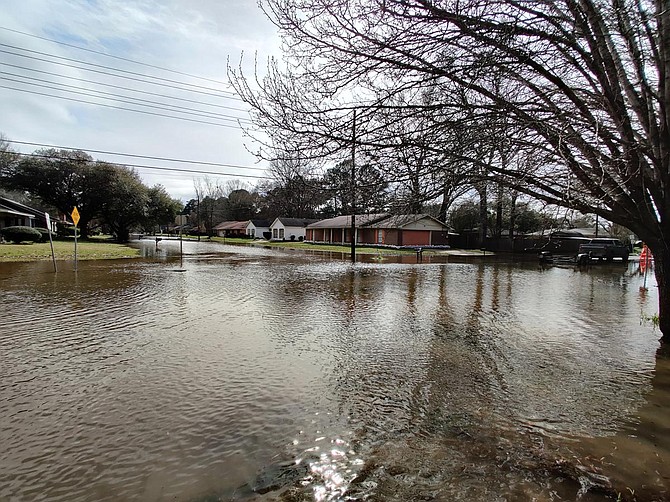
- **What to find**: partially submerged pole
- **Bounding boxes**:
[45,212,57,273]
[71,207,80,273]
[350,109,357,264]
[74,226,78,272]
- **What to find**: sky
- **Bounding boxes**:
[0,0,281,202]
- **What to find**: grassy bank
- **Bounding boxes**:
[0,239,140,262]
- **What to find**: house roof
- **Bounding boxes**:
[273,217,320,227]
[307,213,389,229]
[527,227,612,239]
[0,203,35,219]
[213,220,248,230]
[364,214,449,230]
[0,197,45,218]
[248,219,271,228]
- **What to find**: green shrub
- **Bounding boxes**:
[56,221,75,237]
[1,226,43,244]
[35,227,51,242]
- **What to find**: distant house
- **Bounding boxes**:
[213,221,248,237]
[269,217,320,241]
[306,214,450,247]
[246,219,271,239]
[526,228,613,239]
[523,227,616,254]
[305,214,388,244]
[0,197,56,231]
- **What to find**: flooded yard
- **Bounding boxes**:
[0,240,666,501]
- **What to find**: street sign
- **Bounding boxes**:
[71,207,80,227]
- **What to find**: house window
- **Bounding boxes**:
[251,228,255,237]
[377,229,383,244]
[279,228,285,239]
[273,228,278,239]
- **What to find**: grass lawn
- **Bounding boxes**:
[0,239,140,262]
[209,236,418,255]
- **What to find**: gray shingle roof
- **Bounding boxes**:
[275,218,320,227]
[307,213,388,229]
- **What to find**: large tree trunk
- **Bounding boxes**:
[651,245,670,343]
[78,217,91,239]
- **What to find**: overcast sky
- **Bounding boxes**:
[1,0,281,202]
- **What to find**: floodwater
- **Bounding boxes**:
[0,240,667,502]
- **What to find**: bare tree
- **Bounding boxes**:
[193,176,224,238]
[257,157,327,218]
[230,0,670,340]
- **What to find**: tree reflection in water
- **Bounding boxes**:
[0,247,665,501]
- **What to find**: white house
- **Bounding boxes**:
[246,219,271,239]
[269,217,319,241]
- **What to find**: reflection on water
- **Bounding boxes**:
[0,240,665,501]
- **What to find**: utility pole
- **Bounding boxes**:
[350,109,357,263]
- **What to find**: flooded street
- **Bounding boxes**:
[0,240,666,501]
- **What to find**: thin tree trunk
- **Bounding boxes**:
[509,193,518,243]
[478,183,487,247]
[495,184,503,239]
[438,183,453,223]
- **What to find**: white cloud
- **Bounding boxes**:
[0,0,280,202]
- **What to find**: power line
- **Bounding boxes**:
[0,73,252,124]
[0,42,236,96]
[6,139,268,172]
[15,152,271,180]
[0,25,230,87]
[0,84,247,128]
[0,61,250,112]
[0,48,245,101]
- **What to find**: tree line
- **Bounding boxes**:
[0,138,627,245]
[184,156,601,241]
[0,143,182,242]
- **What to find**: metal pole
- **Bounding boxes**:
[74,225,78,272]
[197,197,201,242]
[45,212,57,272]
[350,109,357,264]
[48,229,57,272]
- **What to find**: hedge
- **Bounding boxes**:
[0,226,43,244]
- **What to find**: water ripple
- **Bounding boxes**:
[0,257,662,501]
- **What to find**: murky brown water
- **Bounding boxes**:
[0,239,667,501]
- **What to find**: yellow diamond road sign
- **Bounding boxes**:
[71,207,80,227]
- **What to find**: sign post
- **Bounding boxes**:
[71,207,80,272]
[45,212,57,272]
